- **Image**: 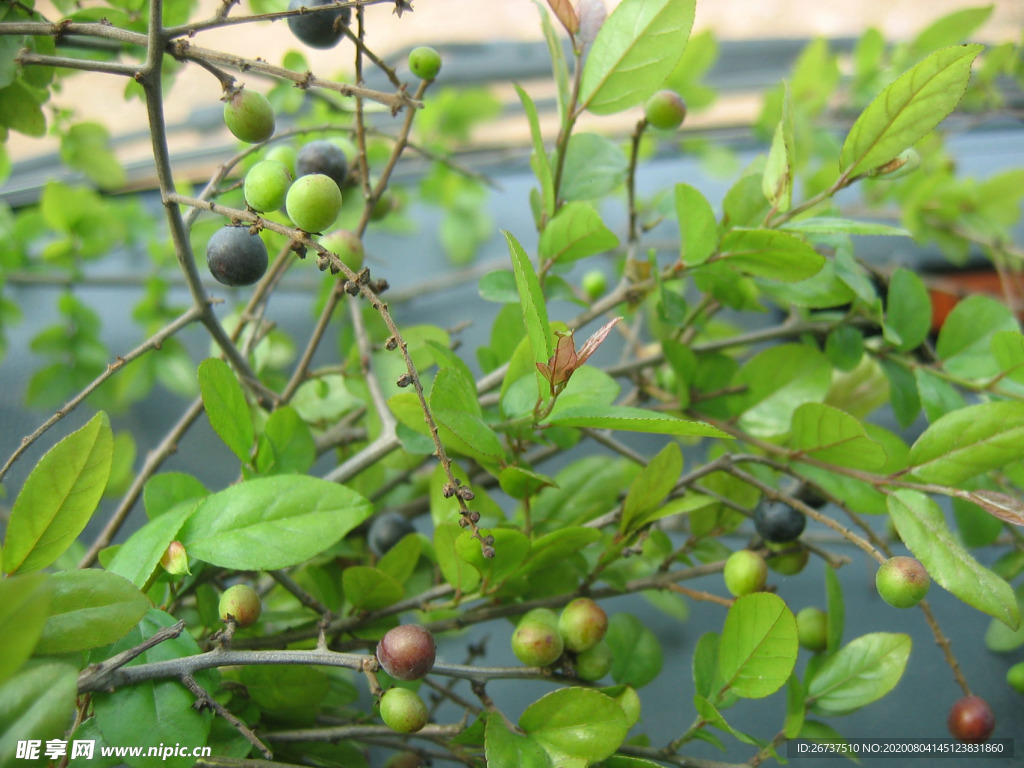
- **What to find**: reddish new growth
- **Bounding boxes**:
[537,317,621,396]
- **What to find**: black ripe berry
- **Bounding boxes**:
[287,0,350,49]
[296,140,349,190]
[368,512,414,556]
[206,226,269,286]
[376,625,436,681]
[754,504,806,543]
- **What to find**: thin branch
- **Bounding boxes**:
[15,51,139,76]
[182,673,273,759]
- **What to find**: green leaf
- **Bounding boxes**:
[736,344,832,437]
[519,687,627,763]
[92,611,213,768]
[762,84,793,212]
[0,573,51,684]
[807,633,911,714]
[579,0,695,115]
[434,521,481,593]
[255,406,315,475]
[342,566,403,611]
[888,490,1020,629]
[991,330,1024,384]
[240,665,330,725]
[781,217,911,237]
[144,472,208,519]
[456,528,531,587]
[879,359,920,428]
[107,502,195,588]
[882,268,931,351]
[907,401,1024,485]
[539,201,619,264]
[4,412,113,574]
[548,405,729,437]
[824,566,844,655]
[0,79,47,137]
[840,44,983,177]
[903,5,994,66]
[559,133,628,201]
[198,358,254,463]
[984,587,1024,652]
[505,230,551,392]
[675,183,717,266]
[936,294,1018,379]
[715,229,825,282]
[377,532,421,584]
[180,475,372,570]
[514,527,602,579]
[515,84,555,221]
[717,592,798,699]
[789,403,888,470]
[785,675,806,738]
[0,663,78,761]
[35,570,148,655]
[605,613,663,688]
[479,270,521,303]
[59,122,126,191]
[692,631,719,700]
[486,710,553,768]
[621,443,683,535]
[693,694,760,744]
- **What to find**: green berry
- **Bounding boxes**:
[409,46,442,80]
[875,556,929,609]
[766,543,809,576]
[558,597,608,653]
[1006,662,1024,694]
[265,144,297,176]
[512,618,564,667]
[286,173,343,233]
[379,688,429,734]
[319,229,364,273]
[582,270,607,300]
[244,160,292,212]
[723,550,767,597]
[796,607,828,652]
[218,584,262,627]
[574,640,613,681]
[643,90,687,130]
[223,89,275,144]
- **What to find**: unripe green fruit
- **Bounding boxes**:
[265,144,297,176]
[947,695,995,743]
[319,229,364,273]
[574,640,613,681]
[218,584,262,627]
[1006,662,1024,694]
[206,225,269,287]
[286,173,343,233]
[521,607,560,630]
[512,618,564,666]
[644,90,687,130]
[244,160,292,212]
[558,597,608,653]
[723,550,767,597]
[766,544,809,576]
[409,46,442,80]
[796,607,828,652]
[224,89,275,144]
[379,688,429,734]
[370,191,396,221]
[582,270,607,300]
[876,556,929,608]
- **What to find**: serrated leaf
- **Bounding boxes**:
[506,230,551,396]
[762,84,793,212]
[548,404,728,436]
[520,687,627,763]
[342,566,403,611]
[718,592,798,699]
[675,183,717,265]
[715,228,825,282]
[621,443,682,535]
[180,476,372,570]
[198,358,254,463]
[35,570,148,655]
[790,403,888,470]
[580,0,695,115]
[807,633,911,714]
[907,401,1024,485]
[965,490,1024,527]
[888,490,1019,628]
[840,44,983,177]
[4,412,113,574]
[0,574,51,685]
[539,201,619,264]
[516,84,555,220]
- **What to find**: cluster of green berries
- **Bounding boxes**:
[511,598,612,681]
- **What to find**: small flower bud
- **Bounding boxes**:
[160,540,191,576]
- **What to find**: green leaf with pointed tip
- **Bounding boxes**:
[180,476,372,570]
[515,527,602,579]
[107,502,196,589]
[736,344,832,437]
[888,490,1019,629]
[4,411,113,574]
[718,592,798,699]
[198,358,254,464]
[520,687,628,763]
[937,294,1018,380]
[506,230,551,390]
[824,566,844,655]
[539,202,619,264]
[559,133,628,201]
[621,443,683,535]
[35,570,148,655]
[907,401,1024,485]
[342,566,403,611]
[255,405,315,476]
[716,229,825,282]
[486,712,552,768]
[548,405,729,437]
[807,633,911,714]
[579,0,695,115]
[790,403,888,470]
[377,534,421,585]
[693,694,760,744]
[762,84,793,212]
[781,218,911,237]
[0,573,50,685]
[675,183,717,266]
[884,269,931,352]
[515,84,555,221]
[0,663,78,760]
[840,44,983,177]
